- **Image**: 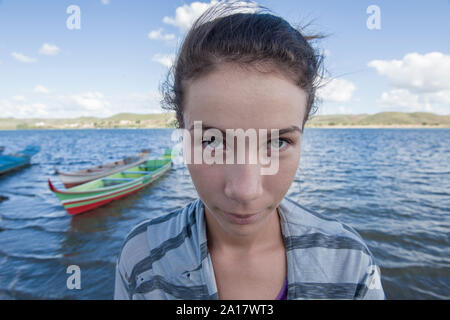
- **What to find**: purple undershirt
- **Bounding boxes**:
[275,278,288,300]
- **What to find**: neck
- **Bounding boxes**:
[204,206,284,254]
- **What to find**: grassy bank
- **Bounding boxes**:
[305,112,450,128]
[0,112,177,130]
[1,112,449,130]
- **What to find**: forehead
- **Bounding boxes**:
[183,64,307,131]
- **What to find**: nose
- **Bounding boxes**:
[224,163,264,203]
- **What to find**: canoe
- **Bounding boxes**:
[49,149,173,215]
[0,145,40,175]
[55,149,151,188]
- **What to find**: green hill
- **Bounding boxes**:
[306,112,450,127]
[358,112,449,125]
[0,112,177,130]
[1,112,449,130]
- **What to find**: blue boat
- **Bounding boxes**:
[0,146,40,175]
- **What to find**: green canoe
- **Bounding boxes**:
[49,149,173,215]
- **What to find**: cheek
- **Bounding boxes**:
[268,164,297,193]
[187,164,223,193]
[267,149,301,195]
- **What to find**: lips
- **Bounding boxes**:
[226,212,260,218]
[223,211,263,225]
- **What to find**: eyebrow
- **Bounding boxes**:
[188,124,302,135]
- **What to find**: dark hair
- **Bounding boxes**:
[160,0,324,130]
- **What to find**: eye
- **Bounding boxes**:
[202,135,224,150]
[268,138,292,151]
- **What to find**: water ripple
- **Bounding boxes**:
[0,128,448,299]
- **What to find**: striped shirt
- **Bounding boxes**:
[114,196,385,300]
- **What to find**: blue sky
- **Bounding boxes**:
[1,0,449,118]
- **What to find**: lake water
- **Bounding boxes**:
[0,128,448,299]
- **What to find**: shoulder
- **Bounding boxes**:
[279,196,370,253]
[117,197,200,270]
[280,196,385,299]
[115,198,203,297]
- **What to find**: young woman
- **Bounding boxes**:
[114,1,385,300]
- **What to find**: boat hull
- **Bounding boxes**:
[0,162,30,175]
[0,146,40,175]
[65,185,143,215]
[56,150,150,188]
[49,155,172,215]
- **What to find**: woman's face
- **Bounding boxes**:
[183,63,307,238]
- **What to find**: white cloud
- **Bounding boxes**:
[378,89,450,114]
[152,53,176,68]
[19,103,49,117]
[62,91,163,117]
[101,0,110,5]
[0,90,165,119]
[369,52,450,114]
[0,98,50,118]
[428,90,450,105]
[338,106,353,114]
[163,1,219,33]
[39,43,60,56]
[12,96,26,102]
[379,89,421,109]
[3,92,110,118]
[317,78,356,102]
[163,0,258,33]
[34,85,50,94]
[11,52,37,63]
[368,52,450,93]
[114,91,163,114]
[148,28,176,41]
[69,92,110,112]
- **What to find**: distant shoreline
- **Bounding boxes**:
[1,111,449,130]
[305,124,449,129]
[1,125,449,131]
